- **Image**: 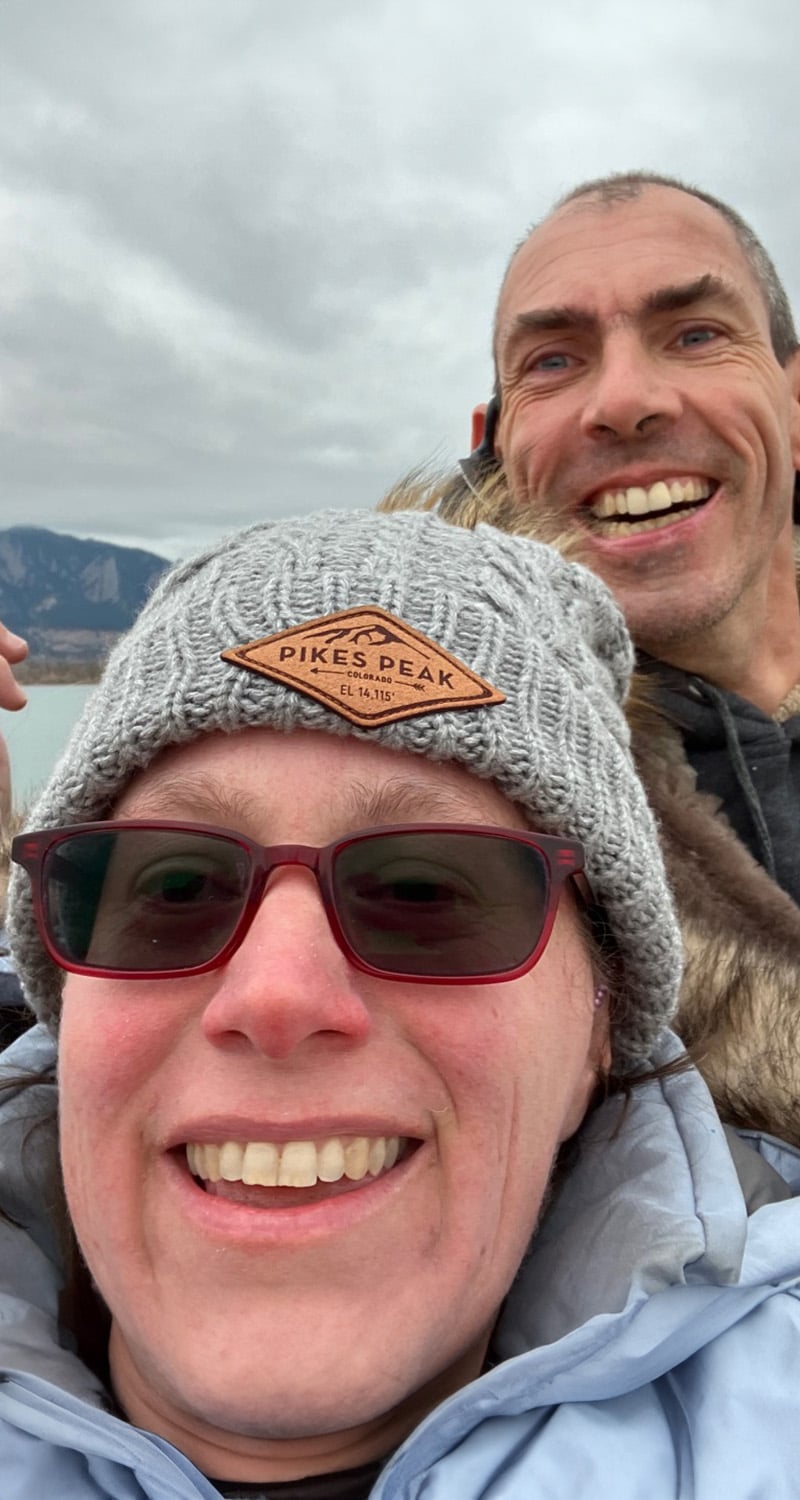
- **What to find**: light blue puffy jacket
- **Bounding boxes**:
[2,1025,799,1499]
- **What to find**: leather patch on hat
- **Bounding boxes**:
[221,605,505,728]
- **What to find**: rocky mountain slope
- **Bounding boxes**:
[0,526,169,660]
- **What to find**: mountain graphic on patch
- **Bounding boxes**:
[303,622,410,650]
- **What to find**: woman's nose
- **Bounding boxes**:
[199,869,372,1061]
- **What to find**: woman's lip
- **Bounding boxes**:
[163,1140,423,1245]
[162,1116,427,1150]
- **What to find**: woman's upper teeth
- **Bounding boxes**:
[187,1135,402,1188]
[590,476,714,520]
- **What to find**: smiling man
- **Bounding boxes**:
[426,172,800,1144]
[478,176,800,880]
[485,178,800,724]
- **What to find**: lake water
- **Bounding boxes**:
[3,683,96,814]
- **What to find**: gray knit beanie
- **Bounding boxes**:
[9,508,681,1070]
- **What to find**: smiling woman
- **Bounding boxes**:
[1,503,799,1499]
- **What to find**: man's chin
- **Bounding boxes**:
[578,556,738,653]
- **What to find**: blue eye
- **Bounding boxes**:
[679,327,718,347]
[524,351,572,374]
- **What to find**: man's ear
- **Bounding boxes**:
[471,403,487,452]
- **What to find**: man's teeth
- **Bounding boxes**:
[186,1135,402,1188]
[590,476,713,522]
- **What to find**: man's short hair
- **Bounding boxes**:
[494,170,799,379]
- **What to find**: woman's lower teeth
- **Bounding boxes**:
[597,507,700,536]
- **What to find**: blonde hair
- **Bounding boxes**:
[378,465,581,554]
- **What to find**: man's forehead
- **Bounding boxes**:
[496,185,759,339]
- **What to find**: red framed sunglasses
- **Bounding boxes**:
[12,820,589,985]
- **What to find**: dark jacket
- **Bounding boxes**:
[645,660,800,904]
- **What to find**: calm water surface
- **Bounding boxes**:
[3,683,95,813]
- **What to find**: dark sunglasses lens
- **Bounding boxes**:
[333,831,549,977]
[43,829,251,973]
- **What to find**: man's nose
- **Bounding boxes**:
[199,870,373,1061]
[580,333,683,441]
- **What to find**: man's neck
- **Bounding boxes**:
[640,538,800,716]
[652,631,800,714]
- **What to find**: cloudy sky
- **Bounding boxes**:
[2,0,799,560]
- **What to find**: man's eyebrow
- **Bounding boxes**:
[500,273,748,362]
[507,305,598,340]
[641,273,746,317]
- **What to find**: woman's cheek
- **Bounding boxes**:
[60,976,175,1116]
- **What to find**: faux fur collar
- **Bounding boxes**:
[629,697,800,1145]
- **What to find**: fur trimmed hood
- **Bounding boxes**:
[379,471,800,1147]
[629,694,800,1145]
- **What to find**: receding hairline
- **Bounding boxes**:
[495,180,747,342]
[492,171,798,375]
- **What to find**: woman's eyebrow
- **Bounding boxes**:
[118,773,496,833]
[339,777,503,828]
[116,776,253,827]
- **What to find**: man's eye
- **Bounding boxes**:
[677,327,719,348]
[525,351,571,373]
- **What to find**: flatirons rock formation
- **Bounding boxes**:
[0,526,169,660]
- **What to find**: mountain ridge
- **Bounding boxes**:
[0,526,170,660]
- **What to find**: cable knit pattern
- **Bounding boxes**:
[8,509,681,1068]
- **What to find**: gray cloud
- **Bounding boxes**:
[2,0,800,558]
